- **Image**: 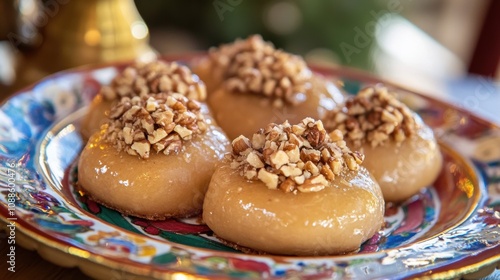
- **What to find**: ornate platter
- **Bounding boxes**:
[0,55,499,279]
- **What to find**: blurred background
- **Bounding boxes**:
[135,0,494,74]
[0,0,499,120]
[134,0,498,98]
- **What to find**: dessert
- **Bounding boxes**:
[203,118,384,255]
[81,60,206,140]
[78,93,228,219]
[323,85,443,202]
[193,35,344,139]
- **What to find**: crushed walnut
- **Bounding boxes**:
[208,35,312,107]
[104,93,208,159]
[100,61,206,102]
[323,85,418,147]
[229,118,364,193]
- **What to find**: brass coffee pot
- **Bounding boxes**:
[3,0,156,91]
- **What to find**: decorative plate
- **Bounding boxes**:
[1,55,499,279]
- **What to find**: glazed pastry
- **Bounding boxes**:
[193,35,344,139]
[323,85,443,202]
[80,60,206,140]
[203,118,384,255]
[78,93,228,219]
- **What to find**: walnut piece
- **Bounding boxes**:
[104,93,207,159]
[230,118,364,193]
[323,85,418,147]
[100,60,206,102]
[208,35,312,107]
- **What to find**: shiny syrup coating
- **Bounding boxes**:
[78,105,229,220]
[203,163,384,255]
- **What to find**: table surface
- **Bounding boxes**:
[0,239,89,280]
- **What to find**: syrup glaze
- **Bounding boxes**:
[208,76,344,139]
[203,164,384,255]
[358,116,442,202]
[78,106,229,219]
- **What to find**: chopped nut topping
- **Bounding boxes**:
[230,118,364,193]
[104,93,207,159]
[208,35,312,106]
[100,61,206,102]
[323,85,418,147]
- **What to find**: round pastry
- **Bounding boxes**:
[323,85,443,202]
[203,118,384,255]
[80,60,207,140]
[193,35,345,139]
[78,93,228,219]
